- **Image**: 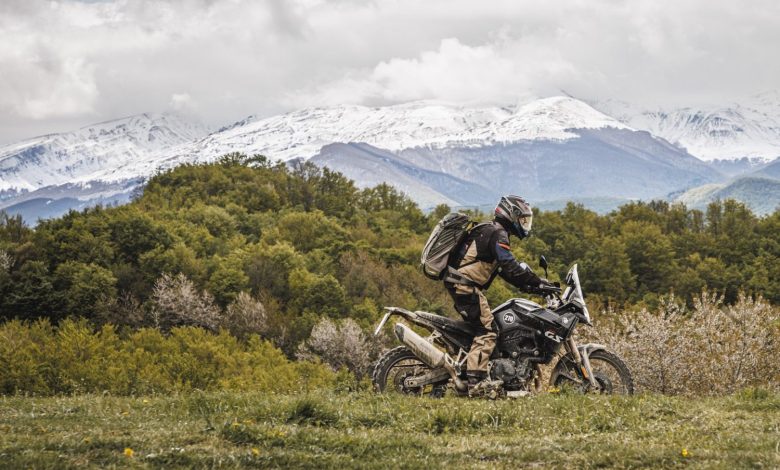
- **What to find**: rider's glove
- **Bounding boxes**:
[536,278,561,294]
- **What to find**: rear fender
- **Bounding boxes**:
[375,307,467,357]
[374,307,438,336]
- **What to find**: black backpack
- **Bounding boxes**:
[420,213,476,282]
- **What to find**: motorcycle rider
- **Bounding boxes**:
[445,195,553,395]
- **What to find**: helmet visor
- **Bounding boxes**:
[519,214,533,233]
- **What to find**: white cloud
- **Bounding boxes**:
[169,93,196,113]
[292,35,577,107]
[0,0,778,143]
[16,58,99,119]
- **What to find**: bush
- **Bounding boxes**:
[0,319,335,396]
[296,318,373,378]
[149,273,222,332]
[591,293,780,395]
[223,292,268,340]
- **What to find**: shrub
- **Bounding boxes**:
[296,318,373,378]
[0,319,335,396]
[223,292,268,340]
[149,273,222,332]
[591,293,780,395]
[0,249,12,272]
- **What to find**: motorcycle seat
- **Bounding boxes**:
[416,311,477,337]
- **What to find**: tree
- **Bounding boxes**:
[296,318,372,378]
[54,261,117,319]
[581,237,634,303]
[620,221,678,298]
[244,242,305,300]
[208,256,250,306]
[288,268,347,318]
[273,211,347,253]
[2,261,58,321]
[108,209,172,263]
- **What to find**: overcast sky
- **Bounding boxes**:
[1,0,778,144]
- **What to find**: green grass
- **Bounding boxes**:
[1,390,778,469]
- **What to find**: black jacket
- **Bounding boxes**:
[449,220,542,292]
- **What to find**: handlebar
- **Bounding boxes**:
[534,281,562,295]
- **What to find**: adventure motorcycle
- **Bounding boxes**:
[372,259,634,398]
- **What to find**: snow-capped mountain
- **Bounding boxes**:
[164,96,630,163]
[0,112,208,193]
[0,95,737,222]
[0,96,631,198]
[594,92,780,162]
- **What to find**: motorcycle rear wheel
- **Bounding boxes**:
[372,346,448,397]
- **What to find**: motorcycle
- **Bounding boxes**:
[372,258,634,398]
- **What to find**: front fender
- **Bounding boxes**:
[578,343,607,357]
[549,343,606,386]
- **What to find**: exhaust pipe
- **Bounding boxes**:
[394,323,467,392]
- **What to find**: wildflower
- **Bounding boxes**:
[124,447,134,458]
[142,399,149,404]
[681,448,689,458]
[251,448,260,456]
[548,387,561,394]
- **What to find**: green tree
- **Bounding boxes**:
[244,242,305,301]
[54,261,117,318]
[208,256,250,306]
[108,209,172,263]
[620,221,678,298]
[2,261,59,321]
[288,268,347,318]
[581,236,634,303]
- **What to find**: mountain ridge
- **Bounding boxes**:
[593,92,780,162]
[3,94,779,222]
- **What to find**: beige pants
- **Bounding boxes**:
[466,289,497,374]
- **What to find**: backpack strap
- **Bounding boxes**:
[443,266,479,286]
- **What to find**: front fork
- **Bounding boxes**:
[565,337,599,389]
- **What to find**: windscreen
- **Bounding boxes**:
[565,264,591,324]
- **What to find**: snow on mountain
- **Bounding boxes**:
[0,112,208,192]
[165,96,631,164]
[0,96,709,222]
[0,96,633,199]
[594,92,780,162]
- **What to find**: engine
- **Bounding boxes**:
[489,358,532,391]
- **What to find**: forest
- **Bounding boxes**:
[0,153,778,395]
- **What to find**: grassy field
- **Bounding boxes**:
[1,390,778,469]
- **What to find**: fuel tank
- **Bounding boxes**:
[492,298,578,343]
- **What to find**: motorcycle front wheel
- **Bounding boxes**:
[550,349,634,395]
[372,346,448,397]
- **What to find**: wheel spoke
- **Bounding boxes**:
[374,348,447,397]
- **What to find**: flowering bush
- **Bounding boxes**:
[296,317,374,378]
[224,291,268,340]
[590,293,780,395]
[149,273,222,332]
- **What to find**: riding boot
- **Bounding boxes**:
[466,372,487,396]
